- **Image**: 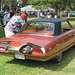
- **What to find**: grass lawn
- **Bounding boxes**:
[0,18,75,75]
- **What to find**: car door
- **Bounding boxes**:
[61,21,74,49]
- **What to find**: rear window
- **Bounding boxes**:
[22,22,54,35]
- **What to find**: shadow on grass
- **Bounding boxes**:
[6,46,75,71]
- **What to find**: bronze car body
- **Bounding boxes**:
[0,19,75,62]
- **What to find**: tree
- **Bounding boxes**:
[29,0,75,14]
[29,0,50,11]
[67,0,75,11]
[29,0,63,14]
[5,0,17,11]
[18,0,29,7]
[0,0,18,11]
[0,0,1,10]
[0,0,4,11]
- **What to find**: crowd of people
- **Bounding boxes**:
[0,9,58,37]
[0,9,28,26]
[0,8,28,37]
[0,9,57,27]
[37,10,57,19]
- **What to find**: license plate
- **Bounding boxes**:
[15,53,25,60]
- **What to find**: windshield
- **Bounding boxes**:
[21,22,54,35]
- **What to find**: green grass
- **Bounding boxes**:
[28,17,37,21]
[0,47,75,75]
[0,18,75,75]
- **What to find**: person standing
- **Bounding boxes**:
[1,12,5,25]
[24,11,28,22]
[37,11,40,18]
[17,8,21,15]
[47,10,50,15]
[10,8,16,18]
[6,12,10,24]
[40,10,43,18]
[46,13,52,18]
[3,13,7,26]
[46,10,52,18]
[54,14,57,18]
[4,11,25,37]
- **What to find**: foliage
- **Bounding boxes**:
[29,0,75,14]
[0,0,18,11]
[18,0,29,7]
[0,0,75,14]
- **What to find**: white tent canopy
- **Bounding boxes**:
[21,5,55,12]
[21,5,38,12]
[43,7,55,11]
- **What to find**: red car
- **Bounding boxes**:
[0,19,75,63]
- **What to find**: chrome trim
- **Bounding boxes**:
[0,53,45,61]
[0,41,11,50]
[1,43,74,61]
[44,30,75,47]
[41,47,46,54]
[19,43,42,50]
[20,32,53,36]
[25,57,46,61]
[8,47,20,53]
[0,41,11,44]
[8,43,46,57]
[8,47,19,51]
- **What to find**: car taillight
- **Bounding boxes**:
[0,41,10,50]
[0,45,8,50]
[21,45,43,54]
[0,46,4,48]
[33,48,43,53]
[22,46,33,54]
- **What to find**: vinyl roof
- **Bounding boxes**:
[28,18,67,23]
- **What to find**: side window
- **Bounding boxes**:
[62,21,71,33]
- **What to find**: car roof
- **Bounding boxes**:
[28,18,67,23]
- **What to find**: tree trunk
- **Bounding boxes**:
[69,1,72,9]
[55,3,58,15]
[1,0,2,11]
[0,0,1,11]
[9,4,12,11]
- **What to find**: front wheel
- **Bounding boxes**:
[51,53,63,63]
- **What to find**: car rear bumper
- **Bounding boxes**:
[0,52,47,61]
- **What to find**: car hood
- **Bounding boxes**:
[0,34,58,47]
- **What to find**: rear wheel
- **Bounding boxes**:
[51,53,62,63]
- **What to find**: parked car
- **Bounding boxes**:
[70,11,75,17]
[61,12,68,17]
[0,19,75,63]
